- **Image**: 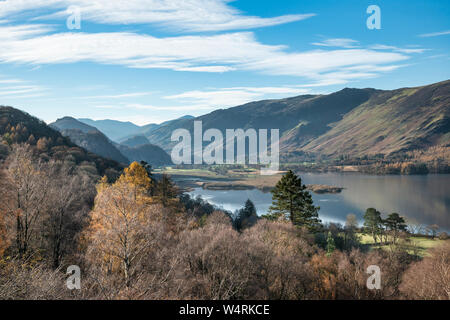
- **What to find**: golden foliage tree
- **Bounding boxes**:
[119,161,152,193]
[85,163,162,289]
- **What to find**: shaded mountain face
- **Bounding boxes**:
[59,129,129,164]
[116,143,173,167]
[49,116,98,133]
[119,135,150,147]
[0,106,123,175]
[52,117,172,166]
[51,117,129,164]
[78,118,141,142]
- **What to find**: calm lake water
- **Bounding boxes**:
[188,173,450,231]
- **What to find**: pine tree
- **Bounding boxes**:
[139,161,155,195]
[234,199,257,231]
[363,208,383,243]
[155,174,178,206]
[384,212,407,244]
[326,231,336,256]
[242,199,256,217]
[268,170,320,230]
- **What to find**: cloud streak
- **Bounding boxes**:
[0,27,412,84]
[0,0,314,32]
[312,38,359,48]
[418,30,450,38]
[164,86,311,109]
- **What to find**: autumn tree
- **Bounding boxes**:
[85,163,163,289]
[268,170,320,230]
[400,243,450,299]
[119,161,152,197]
[1,145,49,256]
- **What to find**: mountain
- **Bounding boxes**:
[50,117,129,164]
[0,107,123,175]
[116,144,172,167]
[51,117,172,166]
[79,115,195,143]
[143,88,378,152]
[117,134,173,165]
[78,118,141,142]
[49,116,99,133]
[119,135,150,147]
[301,80,450,157]
[142,80,449,160]
[119,115,196,141]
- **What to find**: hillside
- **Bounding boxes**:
[140,80,449,162]
[116,143,173,167]
[301,80,450,157]
[144,88,378,152]
[51,117,129,164]
[52,117,172,166]
[78,118,141,142]
[119,135,150,147]
[49,116,98,133]
[0,106,124,176]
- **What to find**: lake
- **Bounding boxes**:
[188,173,450,231]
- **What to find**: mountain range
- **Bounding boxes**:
[50,117,172,166]
[92,80,447,161]
[0,107,123,176]
[3,80,449,168]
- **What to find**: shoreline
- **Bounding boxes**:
[165,173,344,194]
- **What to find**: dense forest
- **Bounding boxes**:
[0,145,448,299]
[0,106,448,300]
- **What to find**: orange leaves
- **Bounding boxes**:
[84,164,163,286]
[119,161,152,192]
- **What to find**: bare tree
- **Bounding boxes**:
[42,161,94,268]
[427,224,439,239]
[1,145,49,256]
[400,243,450,299]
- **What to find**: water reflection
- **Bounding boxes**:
[189,173,450,230]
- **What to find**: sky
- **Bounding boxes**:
[0,0,449,125]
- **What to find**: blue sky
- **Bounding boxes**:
[0,0,449,125]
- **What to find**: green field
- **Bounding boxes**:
[358,233,449,257]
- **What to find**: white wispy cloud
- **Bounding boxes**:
[76,92,154,99]
[418,30,450,38]
[0,78,47,99]
[92,86,312,114]
[0,79,24,84]
[0,0,314,32]
[312,38,359,48]
[0,27,411,84]
[164,86,311,109]
[370,44,428,54]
